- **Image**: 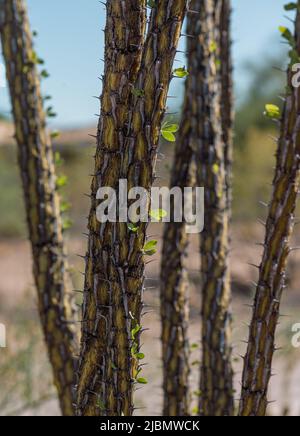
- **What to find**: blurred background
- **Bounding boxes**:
[1,0,300,416]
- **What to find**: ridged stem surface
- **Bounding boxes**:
[77,0,187,416]
[193,0,234,416]
[239,4,300,417]
[0,0,77,416]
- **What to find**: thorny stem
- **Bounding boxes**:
[76,0,188,417]
[0,0,77,416]
[193,0,234,416]
[239,3,300,417]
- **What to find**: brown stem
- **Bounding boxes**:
[76,0,147,417]
[0,0,77,416]
[192,0,234,416]
[239,4,300,417]
[76,0,188,417]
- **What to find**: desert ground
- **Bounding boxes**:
[1,222,300,416]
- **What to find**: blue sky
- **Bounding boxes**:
[0,0,292,127]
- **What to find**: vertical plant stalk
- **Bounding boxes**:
[219,0,234,213]
[76,0,147,417]
[77,0,187,417]
[239,5,300,417]
[194,0,234,416]
[0,0,77,416]
[160,106,193,416]
[159,25,195,421]
[160,0,234,416]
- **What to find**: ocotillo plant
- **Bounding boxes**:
[76,0,147,417]
[160,86,193,415]
[239,2,300,416]
[160,98,194,416]
[77,0,188,416]
[219,0,234,213]
[0,0,77,416]
[160,20,195,421]
[160,0,234,417]
[194,0,234,416]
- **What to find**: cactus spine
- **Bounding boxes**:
[239,2,300,417]
[0,0,77,416]
[193,0,234,416]
[76,0,188,416]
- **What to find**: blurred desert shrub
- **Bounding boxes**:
[232,52,286,220]
[0,146,26,237]
[0,290,58,416]
[233,127,276,221]
[0,142,93,239]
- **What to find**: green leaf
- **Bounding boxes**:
[131,344,138,357]
[136,353,145,360]
[162,122,179,133]
[56,175,68,188]
[161,123,179,142]
[143,240,158,256]
[149,209,167,222]
[132,88,144,98]
[131,324,141,340]
[29,51,39,65]
[212,163,219,175]
[60,201,71,213]
[215,59,222,69]
[209,40,218,53]
[284,3,297,11]
[127,223,139,233]
[173,67,189,78]
[54,152,63,167]
[41,69,50,78]
[96,399,106,411]
[50,130,60,139]
[279,26,295,46]
[264,104,281,120]
[62,218,73,231]
[289,49,300,64]
[161,131,176,142]
[136,377,148,384]
[46,106,57,118]
[147,0,156,7]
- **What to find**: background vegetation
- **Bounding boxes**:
[1,37,300,415]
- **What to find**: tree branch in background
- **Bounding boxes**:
[239,2,300,416]
[193,0,234,416]
[0,0,77,416]
[159,17,197,421]
[219,0,234,213]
